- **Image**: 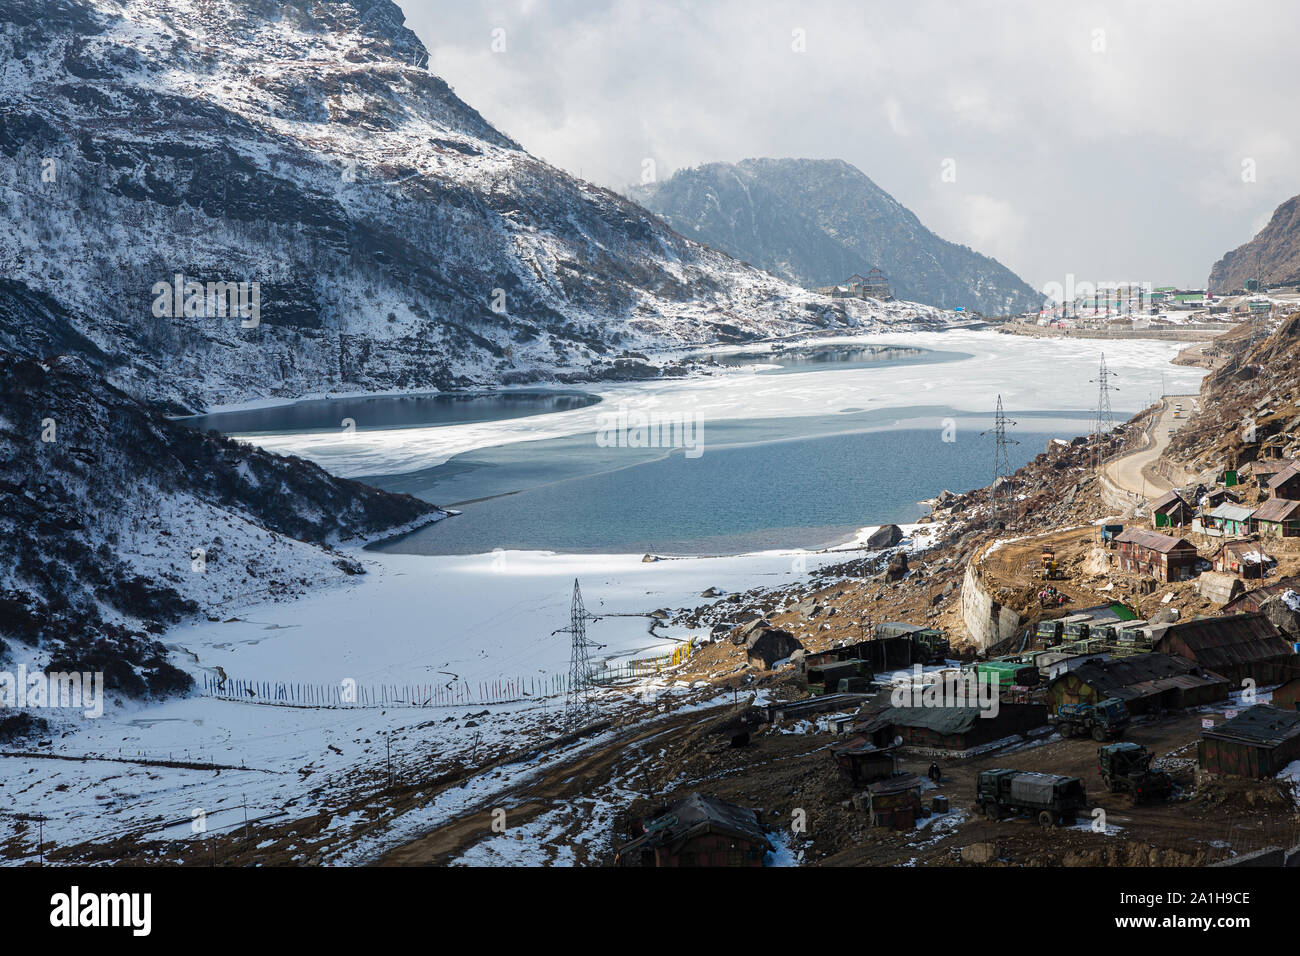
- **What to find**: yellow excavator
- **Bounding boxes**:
[1039,546,1065,580]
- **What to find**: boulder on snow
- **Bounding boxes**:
[744,628,803,670]
[866,524,905,549]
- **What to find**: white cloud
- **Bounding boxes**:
[398,0,1300,288]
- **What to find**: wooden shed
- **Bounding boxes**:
[1251,497,1300,538]
[1150,489,1193,528]
[1198,705,1300,779]
[614,793,771,867]
[1266,462,1300,499]
[1113,528,1199,581]
[1047,653,1230,714]
[1210,540,1275,579]
[1150,613,1297,686]
[1272,678,1300,712]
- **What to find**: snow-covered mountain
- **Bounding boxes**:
[0,352,445,700]
[0,0,948,412]
[632,158,1041,316]
[1208,192,1300,292]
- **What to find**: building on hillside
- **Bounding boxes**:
[1204,503,1256,537]
[1046,653,1230,714]
[1113,528,1200,581]
[1266,462,1300,499]
[1149,613,1296,686]
[1198,705,1300,778]
[1150,490,1193,529]
[614,793,771,867]
[1210,540,1276,579]
[1242,458,1296,490]
[1223,576,1300,615]
[1252,497,1300,538]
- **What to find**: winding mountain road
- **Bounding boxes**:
[1103,395,1198,499]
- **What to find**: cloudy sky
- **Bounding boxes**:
[400,0,1298,292]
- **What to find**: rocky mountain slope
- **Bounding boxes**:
[631,158,1041,316]
[0,352,444,699]
[0,0,947,412]
[1208,193,1300,292]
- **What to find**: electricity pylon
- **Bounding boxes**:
[981,395,1018,523]
[553,578,600,730]
[1091,353,1119,472]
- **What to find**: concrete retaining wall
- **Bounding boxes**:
[960,559,1024,652]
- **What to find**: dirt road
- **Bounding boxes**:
[1104,395,1197,499]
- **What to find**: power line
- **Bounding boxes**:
[981,394,1018,523]
[552,578,600,730]
[1091,353,1119,472]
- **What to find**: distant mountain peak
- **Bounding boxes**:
[632,157,1038,315]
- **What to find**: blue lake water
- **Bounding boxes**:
[365,407,1107,555]
[188,345,1128,556]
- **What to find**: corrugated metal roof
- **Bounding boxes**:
[1060,653,1228,700]
[1253,497,1300,522]
[1203,705,1300,747]
[1115,528,1196,553]
[1151,490,1188,512]
[1267,462,1300,490]
[1152,613,1294,671]
[1207,503,1256,522]
[619,793,771,856]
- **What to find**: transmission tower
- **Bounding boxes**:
[553,578,601,730]
[1091,353,1119,471]
[981,395,1019,522]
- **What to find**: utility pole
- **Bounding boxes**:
[981,395,1019,524]
[554,579,601,730]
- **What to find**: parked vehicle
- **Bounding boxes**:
[974,661,1040,688]
[976,769,1087,827]
[1098,743,1173,802]
[806,659,871,696]
[1052,698,1131,741]
[873,621,950,664]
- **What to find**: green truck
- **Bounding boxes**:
[974,661,1040,688]
[976,769,1087,827]
[1098,743,1173,803]
[1051,698,1131,741]
[806,659,872,696]
[874,621,950,664]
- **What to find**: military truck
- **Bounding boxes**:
[1035,619,1063,645]
[1051,697,1131,741]
[806,659,871,696]
[976,769,1087,827]
[1098,743,1173,803]
[974,660,1040,688]
[874,621,950,664]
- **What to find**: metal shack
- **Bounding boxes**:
[614,793,771,867]
[1251,497,1300,538]
[860,773,924,829]
[1150,490,1193,528]
[1047,653,1230,714]
[1204,503,1257,538]
[1113,529,1199,581]
[1266,462,1300,500]
[1150,613,1297,686]
[1271,678,1300,711]
[1198,705,1300,779]
[858,702,1048,752]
